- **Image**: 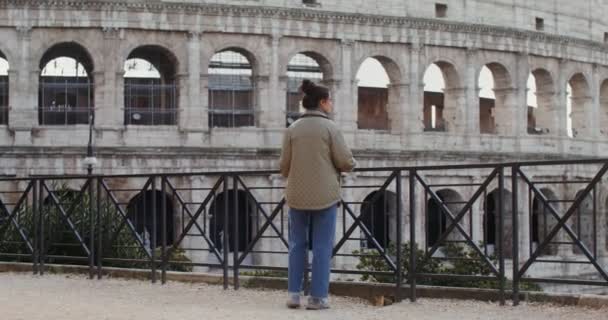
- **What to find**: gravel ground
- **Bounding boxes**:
[0,273,606,320]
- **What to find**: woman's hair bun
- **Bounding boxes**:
[300,79,316,95]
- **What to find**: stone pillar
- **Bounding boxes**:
[387,83,409,134]
[95,28,122,128]
[515,53,530,137]
[180,31,203,131]
[256,74,271,128]
[335,39,357,131]
[261,36,284,129]
[556,59,569,138]
[588,64,601,140]
[493,87,518,135]
[406,44,424,135]
[464,48,480,135]
[200,72,210,131]
[570,95,593,138]
[10,27,36,145]
[176,72,190,129]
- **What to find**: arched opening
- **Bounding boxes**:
[531,188,559,255]
[527,69,555,135]
[600,80,608,136]
[478,63,513,135]
[0,51,8,125]
[423,64,445,131]
[39,42,94,125]
[360,190,397,250]
[355,57,396,130]
[285,53,325,126]
[568,73,591,138]
[423,62,460,132]
[124,45,178,125]
[484,189,514,257]
[426,189,464,248]
[126,190,175,249]
[571,190,594,255]
[478,66,496,134]
[208,49,255,128]
[208,190,256,253]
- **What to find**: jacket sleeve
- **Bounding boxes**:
[279,130,292,177]
[330,128,357,172]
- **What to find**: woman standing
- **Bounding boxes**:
[279,79,356,310]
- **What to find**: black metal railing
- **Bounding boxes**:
[1,159,607,306]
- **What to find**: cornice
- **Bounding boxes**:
[0,0,606,52]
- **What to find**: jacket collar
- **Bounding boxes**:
[302,109,329,119]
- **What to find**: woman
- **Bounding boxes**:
[279,79,356,310]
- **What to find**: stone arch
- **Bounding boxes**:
[204,44,262,76]
[478,62,515,135]
[568,72,592,138]
[208,190,256,253]
[126,190,175,249]
[355,55,402,131]
[531,187,559,256]
[285,52,330,126]
[360,190,398,250]
[0,50,8,125]
[600,79,608,136]
[426,189,464,248]
[527,68,557,135]
[285,50,334,81]
[38,42,95,126]
[422,61,462,133]
[207,48,256,128]
[123,45,179,125]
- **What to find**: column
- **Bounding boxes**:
[335,39,357,131]
[514,53,530,137]
[463,48,480,135]
[262,36,283,129]
[589,64,601,140]
[10,26,36,145]
[180,31,203,131]
[555,59,569,138]
[406,43,424,135]
[387,83,409,134]
[96,27,122,128]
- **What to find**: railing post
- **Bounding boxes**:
[97,177,103,280]
[223,175,229,290]
[512,165,520,306]
[409,169,417,302]
[151,176,157,284]
[395,170,403,302]
[32,179,39,275]
[498,166,505,306]
[88,176,95,279]
[161,176,167,285]
[39,179,45,276]
[233,174,240,290]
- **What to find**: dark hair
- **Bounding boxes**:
[300,79,329,110]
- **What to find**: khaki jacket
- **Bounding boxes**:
[279,110,356,210]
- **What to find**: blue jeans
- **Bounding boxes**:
[288,204,337,299]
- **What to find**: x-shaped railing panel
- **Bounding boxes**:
[516,164,608,281]
[415,168,501,277]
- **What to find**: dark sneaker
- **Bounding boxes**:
[306,297,330,310]
[286,293,301,309]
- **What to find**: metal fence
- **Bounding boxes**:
[1,159,607,306]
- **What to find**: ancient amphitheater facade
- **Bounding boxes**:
[1,0,608,289]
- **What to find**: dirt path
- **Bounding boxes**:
[0,273,605,320]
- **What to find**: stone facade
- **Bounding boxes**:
[0,0,607,287]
